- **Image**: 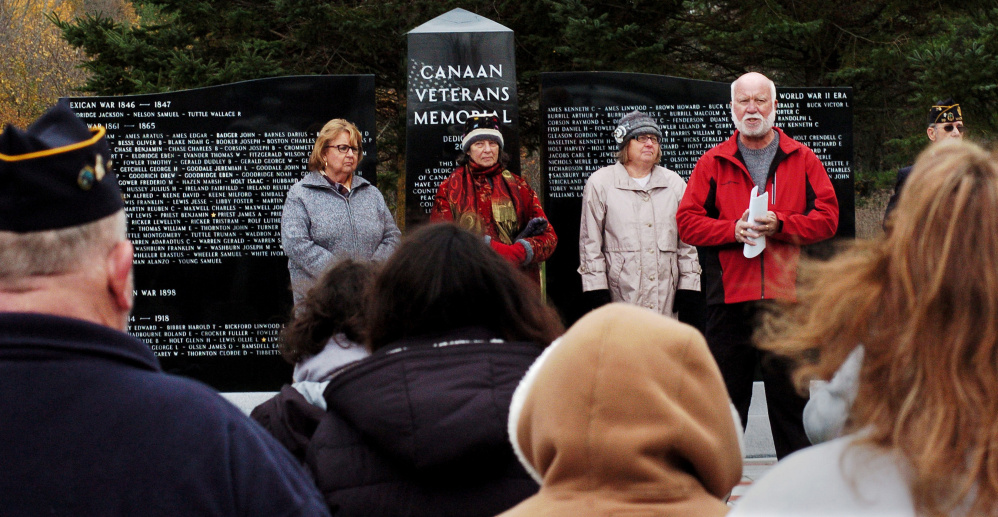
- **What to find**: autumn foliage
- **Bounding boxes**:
[0,0,133,128]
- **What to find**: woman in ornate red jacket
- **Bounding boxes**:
[431,113,557,284]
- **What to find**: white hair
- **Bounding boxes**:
[731,74,777,104]
[0,211,127,280]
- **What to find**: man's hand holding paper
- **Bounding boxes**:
[738,186,781,258]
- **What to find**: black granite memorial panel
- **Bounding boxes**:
[67,75,376,391]
[405,11,520,226]
[541,72,854,324]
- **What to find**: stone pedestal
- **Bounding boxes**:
[405,8,520,226]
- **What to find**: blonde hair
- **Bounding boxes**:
[0,211,127,280]
[307,119,364,172]
[758,140,998,516]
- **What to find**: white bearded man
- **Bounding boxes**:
[677,72,839,459]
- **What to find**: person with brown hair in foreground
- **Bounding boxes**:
[731,139,998,515]
[280,259,375,381]
[305,223,564,517]
[500,303,743,517]
[251,260,376,462]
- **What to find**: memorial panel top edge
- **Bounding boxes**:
[540,71,726,88]
[409,8,511,34]
[539,71,853,93]
[62,74,375,100]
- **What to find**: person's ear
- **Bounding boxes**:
[927,126,937,142]
[106,241,134,312]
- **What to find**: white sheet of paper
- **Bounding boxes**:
[743,186,767,259]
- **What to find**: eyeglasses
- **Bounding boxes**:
[635,135,660,144]
[939,124,965,134]
[326,144,359,154]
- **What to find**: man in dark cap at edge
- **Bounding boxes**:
[0,100,330,516]
[884,98,965,223]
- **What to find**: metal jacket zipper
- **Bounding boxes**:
[761,174,775,299]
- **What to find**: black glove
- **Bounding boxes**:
[583,289,613,311]
[515,217,549,240]
[674,289,707,336]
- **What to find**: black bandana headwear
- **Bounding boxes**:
[927,98,962,127]
[0,99,122,233]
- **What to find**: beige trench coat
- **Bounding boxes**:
[578,162,700,316]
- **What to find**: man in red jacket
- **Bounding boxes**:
[677,72,839,459]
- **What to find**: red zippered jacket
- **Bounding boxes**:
[677,128,839,305]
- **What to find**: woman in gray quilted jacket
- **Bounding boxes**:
[281,119,400,304]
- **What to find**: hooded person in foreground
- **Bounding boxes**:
[500,303,743,517]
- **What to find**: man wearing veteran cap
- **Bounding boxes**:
[0,101,329,516]
[884,98,965,222]
[431,112,557,284]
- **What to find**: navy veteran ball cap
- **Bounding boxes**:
[0,99,122,233]
[927,98,962,126]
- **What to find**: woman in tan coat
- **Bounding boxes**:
[579,111,700,316]
[501,303,743,517]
